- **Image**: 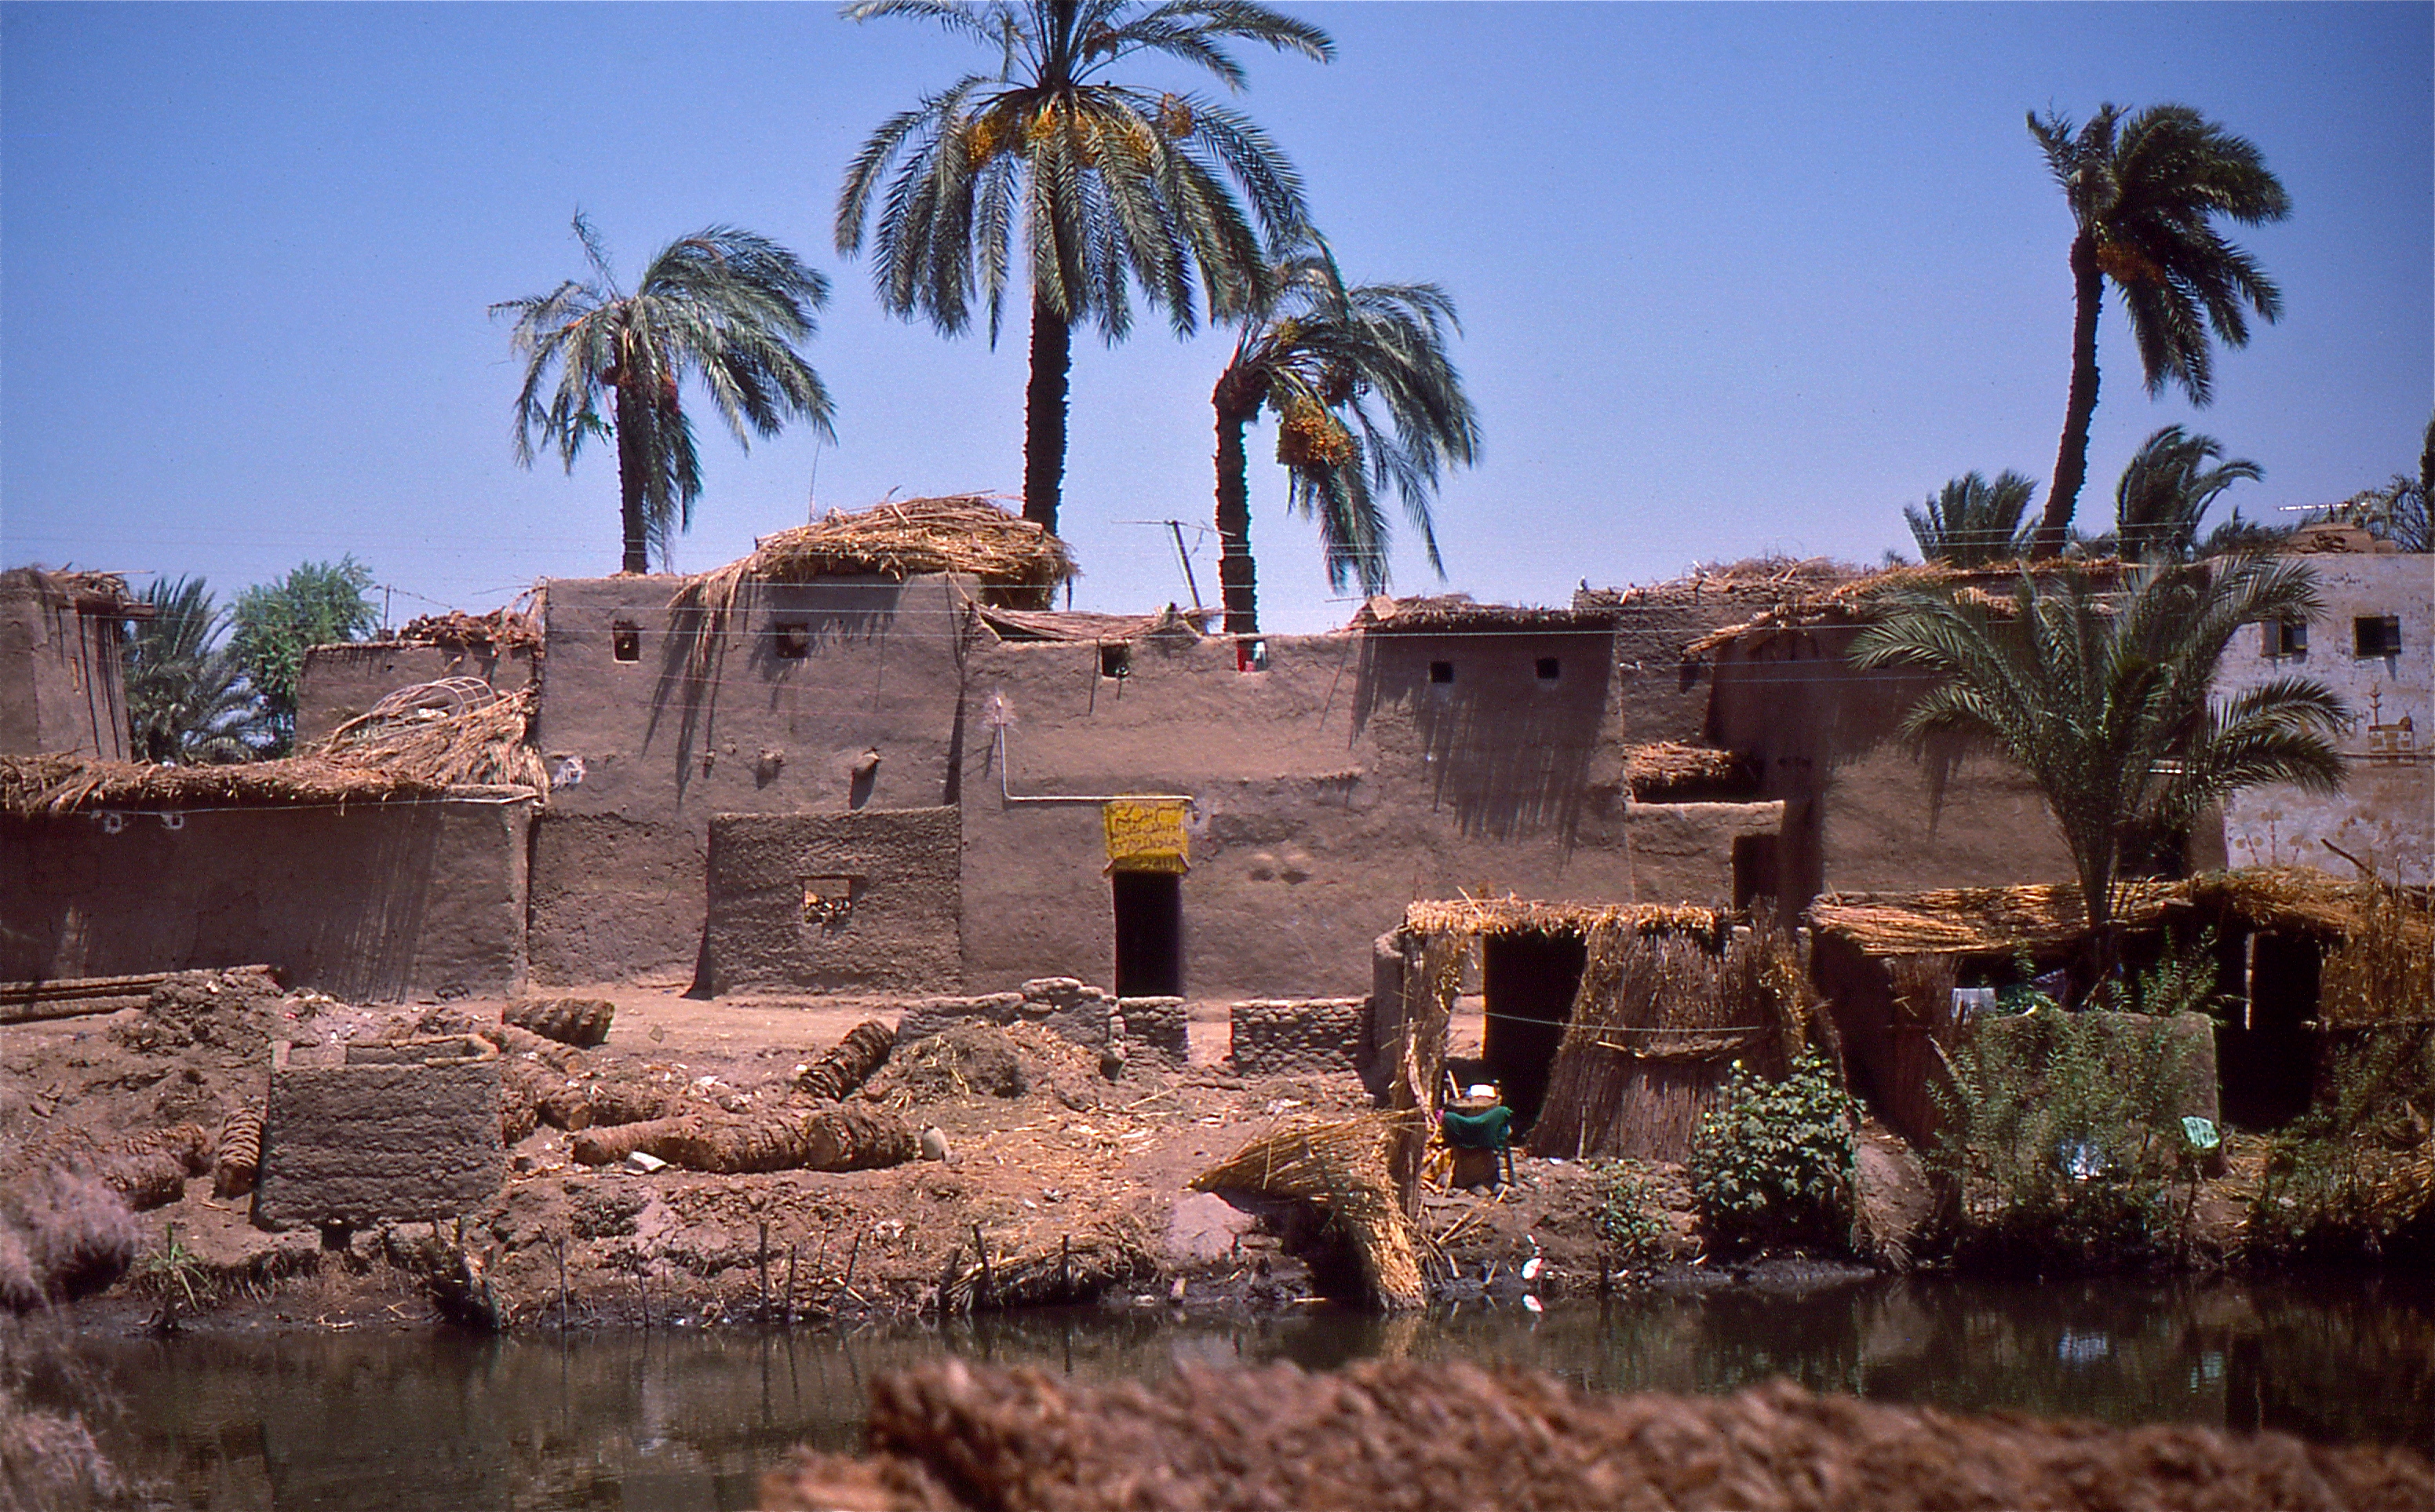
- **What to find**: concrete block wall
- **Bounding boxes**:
[1230,997,1371,1077]
[253,1036,504,1230]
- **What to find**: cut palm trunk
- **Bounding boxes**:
[796,1020,895,1101]
[571,1106,917,1173]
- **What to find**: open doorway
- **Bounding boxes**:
[1482,931,1587,1131]
[1112,871,1183,998]
[2218,930,2317,1130]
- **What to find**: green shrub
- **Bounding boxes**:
[1688,1051,1857,1255]
[1590,1162,1670,1266]
[2249,1028,2435,1259]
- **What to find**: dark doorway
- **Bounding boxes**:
[1112,871,1183,998]
[2217,930,2318,1130]
[1482,931,1587,1131]
[1733,834,1780,909]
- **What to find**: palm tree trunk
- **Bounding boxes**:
[1213,378,1261,637]
[2032,231,2104,559]
[614,381,651,575]
[1024,296,1072,536]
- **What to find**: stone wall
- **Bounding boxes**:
[252,1036,505,1230]
[1230,997,1371,1077]
[897,978,1117,1052]
[1114,996,1189,1068]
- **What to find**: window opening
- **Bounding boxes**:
[1535,657,1562,683]
[2264,621,2307,658]
[1428,661,1454,685]
[611,622,640,663]
[2355,616,2402,658]
[773,621,811,659]
[1236,637,1268,672]
[1099,643,1132,679]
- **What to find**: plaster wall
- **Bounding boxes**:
[956,627,1779,1000]
[0,791,530,1000]
[2216,556,2433,885]
[1707,624,2074,904]
[701,807,962,994]
[0,570,129,760]
[526,574,971,983]
[297,641,536,746]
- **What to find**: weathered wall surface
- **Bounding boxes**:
[0,569,129,760]
[527,574,971,984]
[701,807,961,994]
[1230,997,1369,1077]
[957,625,1778,1001]
[0,792,530,1000]
[1707,624,2074,905]
[297,641,537,746]
[253,1036,505,1230]
[2216,555,2432,885]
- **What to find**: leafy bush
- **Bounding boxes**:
[1590,1162,1671,1267]
[2249,1028,2435,1260]
[1688,1051,1856,1255]
[1931,1011,2208,1266]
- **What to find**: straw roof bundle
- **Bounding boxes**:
[314,680,546,794]
[1806,883,2179,957]
[1191,1112,1428,1310]
[1626,742,1755,801]
[0,752,433,817]
[1680,556,2140,658]
[1402,897,1726,943]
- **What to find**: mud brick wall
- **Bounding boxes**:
[896,978,1117,1051]
[252,1036,505,1230]
[700,807,961,995]
[1230,997,1370,1077]
[1114,997,1188,1067]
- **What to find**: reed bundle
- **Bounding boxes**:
[211,1106,263,1199]
[1401,897,1724,942]
[2319,881,2435,1028]
[0,752,430,816]
[939,1218,1157,1313]
[317,680,546,794]
[1191,1112,1428,1310]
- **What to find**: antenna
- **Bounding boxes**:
[1120,519,1207,612]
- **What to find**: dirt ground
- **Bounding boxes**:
[1,973,2268,1336]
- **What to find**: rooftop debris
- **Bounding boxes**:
[392,606,542,653]
[977,603,1212,643]
[1402,897,1727,942]
[1678,556,2141,658]
[316,680,545,794]
[1348,592,1617,632]
[1625,741,1755,801]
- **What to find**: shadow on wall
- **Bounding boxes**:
[1351,632,1613,843]
[643,584,903,811]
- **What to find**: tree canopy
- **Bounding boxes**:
[231,557,378,752]
[126,577,275,764]
[1904,472,2039,568]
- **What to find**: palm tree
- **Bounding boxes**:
[1210,242,1478,634]
[2109,425,2262,562]
[496,213,834,575]
[1852,558,2345,996]
[2026,104,2290,557]
[837,0,1331,535]
[126,577,272,764]
[1904,471,2039,568]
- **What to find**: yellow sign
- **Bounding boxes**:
[1103,799,1190,874]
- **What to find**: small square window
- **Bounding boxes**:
[1099,643,1132,679]
[2355,616,2403,658]
[1235,637,1268,672]
[1428,661,1454,685]
[611,623,640,663]
[2265,621,2307,658]
[773,621,811,659]
[1535,657,1562,683]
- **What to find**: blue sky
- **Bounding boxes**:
[4,2,2429,632]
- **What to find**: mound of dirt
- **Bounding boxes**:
[881,1022,1028,1103]
[761,1359,2435,1512]
[108,968,282,1056]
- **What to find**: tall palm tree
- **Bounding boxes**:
[496,213,834,575]
[2026,104,2289,558]
[2109,425,2262,562]
[126,577,272,764]
[1853,558,2345,995]
[837,0,1331,536]
[1904,471,2039,568]
[1210,242,1478,634]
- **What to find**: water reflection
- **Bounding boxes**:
[66,1274,2435,1510]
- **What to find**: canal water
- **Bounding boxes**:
[51,1272,2435,1510]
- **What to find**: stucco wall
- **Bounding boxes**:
[527,573,971,983]
[701,807,962,994]
[1707,623,2075,904]
[297,640,536,746]
[0,790,531,1000]
[2215,555,2432,885]
[0,570,129,760]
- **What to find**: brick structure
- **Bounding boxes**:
[1229,997,1370,1077]
[252,1035,505,1230]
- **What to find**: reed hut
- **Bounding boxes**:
[1383,898,1825,1165]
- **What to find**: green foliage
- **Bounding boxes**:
[230,557,377,752]
[837,0,1330,530]
[1212,239,1478,631]
[124,577,274,763]
[495,213,833,574]
[1589,1161,1671,1267]
[2105,426,2262,563]
[1852,559,2347,989]
[2109,928,2229,1019]
[1688,1052,1857,1255]
[1904,471,2038,567]
[1932,1013,2209,1265]
[129,1221,212,1310]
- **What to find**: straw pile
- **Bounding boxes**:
[1679,556,2140,658]
[1402,898,1726,943]
[2317,880,2435,1029]
[0,752,432,817]
[937,1216,1157,1313]
[1807,883,2174,956]
[316,679,546,793]
[396,607,541,654]
[1530,920,1821,1162]
[1191,1112,1428,1310]
[1626,742,1754,801]
[1350,594,1616,633]
[759,1360,2434,1512]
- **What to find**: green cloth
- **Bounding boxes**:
[1441,1104,1513,1150]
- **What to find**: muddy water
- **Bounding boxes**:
[59,1273,2435,1510]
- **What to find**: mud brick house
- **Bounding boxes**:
[0,567,144,761]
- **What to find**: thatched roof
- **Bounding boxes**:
[978,604,1212,643]
[1,567,151,618]
[1806,868,2419,956]
[1626,742,1755,801]
[1403,897,1726,942]
[1349,594,1616,634]
[697,495,1077,591]
[317,681,546,794]
[1677,557,2140,659]
[394,607,541,654]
